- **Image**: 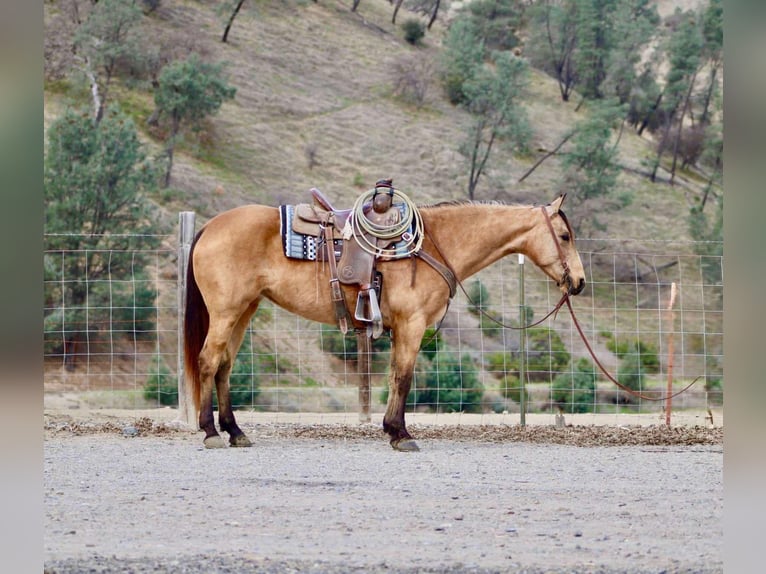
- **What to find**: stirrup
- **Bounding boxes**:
[354,288,383,339]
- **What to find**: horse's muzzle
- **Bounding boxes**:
[560,275,585,295]
[567,277,585,296]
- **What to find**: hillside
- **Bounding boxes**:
[45,0,704,239]
[43,0,719,409]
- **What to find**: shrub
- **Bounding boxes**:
[391,54,433,108]
[227,350,261,409]
[380,352,484,413]
[551,358,597,413]
[478,311,504,339]
[144,354,177,406]
[486,351,517,379]
[467,278,490,315]
[414,352,484,413]
[525,327,570,381]
[604,335,660,374]
[144,332,262,410]
[319,324,391,361]
[616,351,645,395]
[419,327,443,362]
[402,19,425,46]
[501,374,528,405]
[705,377,723,406]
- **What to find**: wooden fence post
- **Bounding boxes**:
[665,282,678,427]
[176,211,196,427]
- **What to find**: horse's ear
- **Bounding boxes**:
[548,193,566,213]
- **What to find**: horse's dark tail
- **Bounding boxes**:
[184,229,208,421]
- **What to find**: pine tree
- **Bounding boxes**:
[561,99,626,233]
[525,0,579,101]
[153,54,237,186]
[440,17,486,105]
[44,106,163,368]
[74,0,144,122]
[460,50,530,199]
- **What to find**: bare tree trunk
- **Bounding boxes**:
[163,117,180,188]
[80,54,103,122]
[669,72,697,185]
[392,0,403,24]
[699,62,720,126]
[638,92,663,136]
[428,0,440,29]
[517,131,574,184]
[222,0,246,43]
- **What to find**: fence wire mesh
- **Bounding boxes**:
[43,232,722,426]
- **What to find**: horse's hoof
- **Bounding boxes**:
[230,434,253,448]
[391,438,420,452]
[203,435,227,449]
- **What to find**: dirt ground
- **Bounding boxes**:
[44,407,722,574]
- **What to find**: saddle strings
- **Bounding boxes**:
[350,188,424,257]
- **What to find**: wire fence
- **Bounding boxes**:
[43,227,723,426]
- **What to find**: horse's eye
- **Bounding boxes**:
[560,233,570,242]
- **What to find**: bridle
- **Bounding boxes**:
[540,205,574,295]
[539,206,700,402]
[432,204,699,403]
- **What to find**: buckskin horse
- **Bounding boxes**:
[184,192,586,451]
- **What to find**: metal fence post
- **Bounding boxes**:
[177,211,196,427]
[518,254,526,427]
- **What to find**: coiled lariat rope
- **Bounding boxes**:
[350,188,424,257]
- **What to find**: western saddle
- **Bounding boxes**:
[289,179,456,339]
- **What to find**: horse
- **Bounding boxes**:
[184,193,586,451]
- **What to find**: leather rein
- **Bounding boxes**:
[540,206,700,402]
[427,205,699,403]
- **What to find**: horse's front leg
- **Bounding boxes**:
[383,323,424,451]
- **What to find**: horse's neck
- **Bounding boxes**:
[423,203,536,280]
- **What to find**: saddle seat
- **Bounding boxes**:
[310,187,353,229]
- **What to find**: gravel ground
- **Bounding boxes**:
[44,413,722,574]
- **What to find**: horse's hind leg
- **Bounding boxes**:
[197,312,244,448]
[215,311,256,447]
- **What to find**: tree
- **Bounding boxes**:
[153,54,237,186]
[44,106,163,368]
[572,0,612,100]
[460,51,530,199]
[648,9,703,183]
[466,279,490,315]
[525,0,578,101]
[698,0,723,126]
[440,17,485,105]
[459,0,523,52]
[688,191,722,286]
[73,0,144,122]
[220,0,247,43]
[560,99,626,233]
[395,0,443,29]
[602,0,660,105]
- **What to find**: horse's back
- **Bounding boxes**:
[192,205,282,306]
